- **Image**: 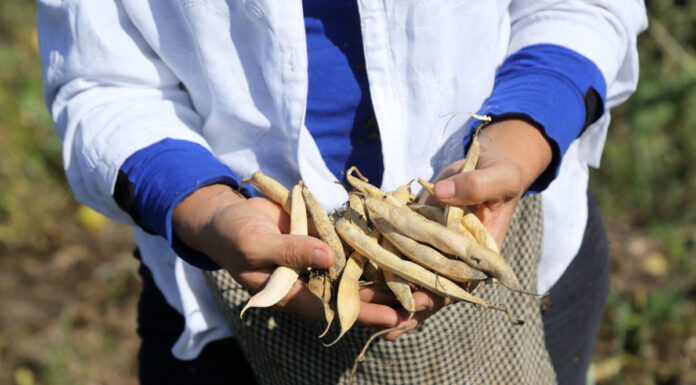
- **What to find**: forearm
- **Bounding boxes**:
[506,0,647,168]
[114,139,253,269]
[465,44,608,193]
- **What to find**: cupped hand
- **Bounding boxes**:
[171,184,413,330]
[384,118,553,340]
[172,184,337,318]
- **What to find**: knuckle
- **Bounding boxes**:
[234,238,260,264]
[235,236,256,253]
[279,240,306,267]
[460,173,483,202]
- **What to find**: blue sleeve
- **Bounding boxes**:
[114,138,255,270]
[465,44,607,193]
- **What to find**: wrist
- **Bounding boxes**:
[172,184,245,250]
[479,119,553,193]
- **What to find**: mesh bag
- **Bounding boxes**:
[204,194,556,385]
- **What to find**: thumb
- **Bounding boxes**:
[432,162,522,206]
[252,234,336,270]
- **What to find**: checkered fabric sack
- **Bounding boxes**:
[204,194,556,385]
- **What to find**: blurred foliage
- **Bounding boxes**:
[589,0,696,383]
[0,0,73,255]
[1,2,138,385]
[0,0,695,384]
[594,3,696,234]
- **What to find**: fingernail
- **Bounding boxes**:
[310,249,328,267]
[434,180,455,199]
[390,314,400,328]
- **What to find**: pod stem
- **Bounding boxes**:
[486,277,549,297]
[488,304,525,326]
[348,321,413,385]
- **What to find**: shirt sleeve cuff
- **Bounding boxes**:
[114,138,255,270]
[464,43,607,193]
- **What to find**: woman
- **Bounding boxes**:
[38,1,646,383]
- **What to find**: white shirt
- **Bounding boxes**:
[38,0,646,360]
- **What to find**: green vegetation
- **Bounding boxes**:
[588,1,696,383]
[0,0,694,384]
[0,0,72,255]
[1,4,138,384]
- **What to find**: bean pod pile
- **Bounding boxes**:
[239,131,527,344]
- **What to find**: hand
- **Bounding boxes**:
[172,184,334,318]
[385,119,553,340]
[171,184,413,330]
[429,119,552,247]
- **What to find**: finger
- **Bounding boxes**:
[358,286,400,306]
[474,202,517,249]
[382,290,451,341]
[466,280,481,292]
[242,233,336,270]
[417,158,465,206]
[413,289,451,312]
[236,268,325,320]
[356,302,401,330]
[236,267,276,292]
[275,282,326,320]
[432,163,522,206]
[382,311,419,341]
[433,159,467,182]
